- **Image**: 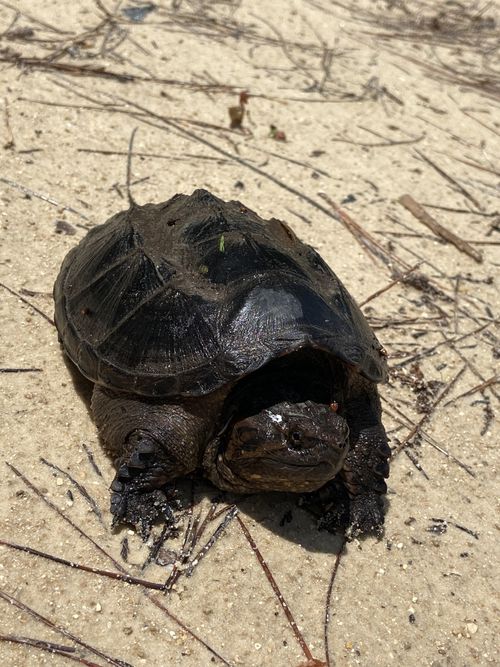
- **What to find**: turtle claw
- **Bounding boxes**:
[302,481,350,535]
[304,483,385,539]
[111,486,176,540]
[109,434,180,539]
[345,491,385,540]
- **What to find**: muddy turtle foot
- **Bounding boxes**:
[303,483,384,539]
[345,490,385,540]
[111,482,177,540]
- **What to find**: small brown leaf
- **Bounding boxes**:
[228,105,244,129]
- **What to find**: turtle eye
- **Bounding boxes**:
[289,430,305,450]
[237,426,258,443]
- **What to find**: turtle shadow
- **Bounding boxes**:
[184,478,347,555]
[239,492,346,555]
[182,477,390,555]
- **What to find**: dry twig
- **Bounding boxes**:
[0,634,100,666]
[398,194,483,263]
[0,589,130,667]
[5,463,231,665]
[324,540,345,667]
[238,515,316,663]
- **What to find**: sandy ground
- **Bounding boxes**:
[0,1,499,666]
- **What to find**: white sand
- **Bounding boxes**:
[0,1,498,665]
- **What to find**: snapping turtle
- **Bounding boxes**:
[54,189,390,538]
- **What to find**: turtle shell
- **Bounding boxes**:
[54,189,387,397]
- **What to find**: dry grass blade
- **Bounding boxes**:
[393,321,495,368]
[443,375,499,407]
[324,540,345,667]
[347,1,499,101]
[163,510,196,589]
[392,364,467,458]
[441,152,500,178]
[318,193,409,269]
[39,457,104,524]
[439,331,500,405]
[354,1,498,50]
[0,53,134,82]
[404,448,430,479]
[3,98,15,149]
[0,589,130,667]
[383,401,474,477]
[0,176,90,220]
[4,463,231,665]
[186,505,238,576]
[58,85,387,243]
[0,367,43,373]
[0,0,72,35]
[6,462,114,560]
[0,52,241,92]
[0,538,165,590]
[359,264,421,307]
[404,52,500,102]
[141,522,177,571]
[126,126,138,207]
[82,443,103,478]
[0,282,55,326]
[0,634,102,666]
[77,147,233,164]
[413,150,483,211]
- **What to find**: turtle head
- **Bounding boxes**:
[213,400,349,493]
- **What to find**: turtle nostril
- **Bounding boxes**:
[288,432,322,452]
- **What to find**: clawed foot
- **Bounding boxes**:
[302,484,385,539]
[111,482,177,539]
[109,433,181,539]
[345,490,385,539]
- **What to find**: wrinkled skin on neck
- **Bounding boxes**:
[212,400,350,493]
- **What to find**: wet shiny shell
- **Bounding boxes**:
[54,189,387,397]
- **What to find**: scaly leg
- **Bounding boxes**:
[341,376,390,537]
[91,386,223,538]
[312,376,390,538]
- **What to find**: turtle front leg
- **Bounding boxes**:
[110,431,180,539]
[315,425,389,538]
[91,386,222,539]
[313,378,390,538]
[339,377,390,538]
[340,422,390,538]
